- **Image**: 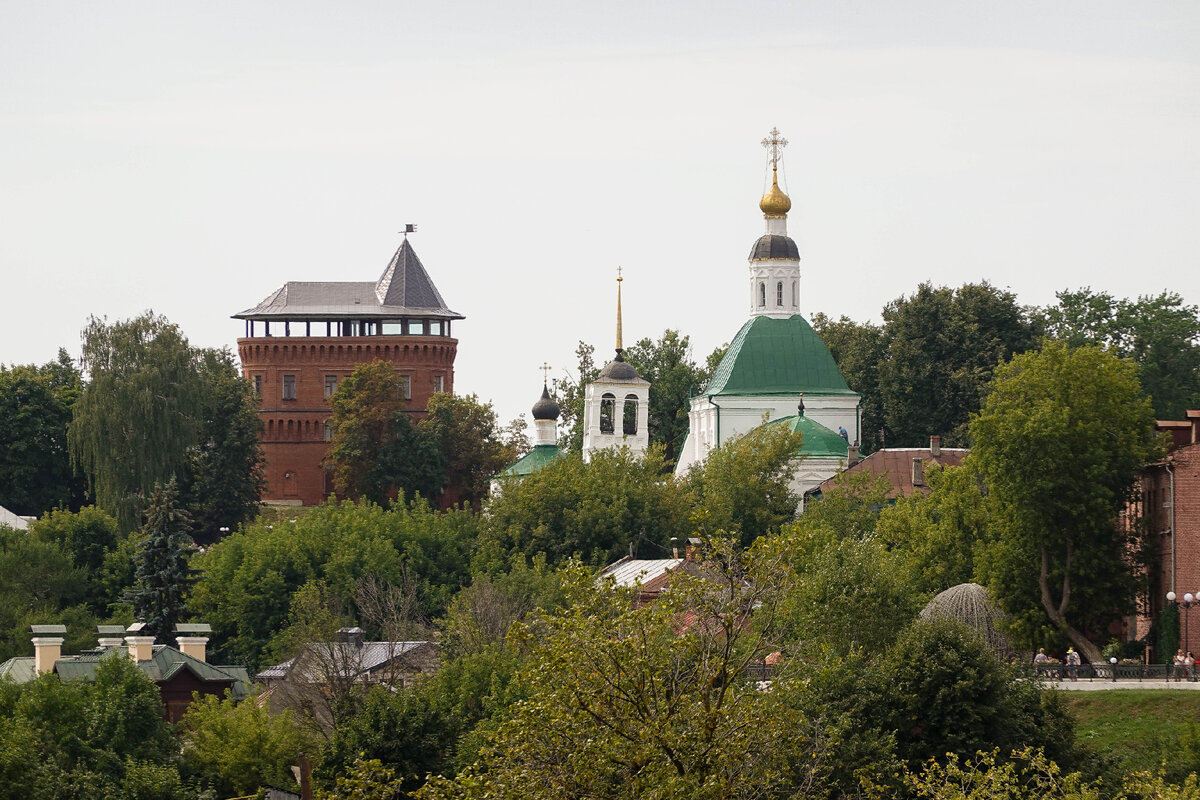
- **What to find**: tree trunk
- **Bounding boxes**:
[1039,542,1104,664]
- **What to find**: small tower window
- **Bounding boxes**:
[758,282,766,308]
[324,375,338,398]
[398,375,412,401]
[324,419,333,441]
[776,281,783,307]
[792,280,798,307]
[623,394,639,435]
[433,375,444,393]
[600,393,616,434]
[282,375,296,400]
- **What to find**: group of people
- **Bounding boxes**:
[1173,649,1196,681]
[1033,647,1081,680]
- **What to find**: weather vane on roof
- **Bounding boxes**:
[401,224,417,239]
[761,127,788,169]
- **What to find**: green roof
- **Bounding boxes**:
[0,647,249,699]
[762,414,850,459]
[705,315,854,397]
[497,445,563,478]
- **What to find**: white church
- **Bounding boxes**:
[497,129,859,501]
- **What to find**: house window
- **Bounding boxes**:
[253,375,262,398]
[776,281,784,307]
[398,375,411,401]
[282,375,296,400]
[433,375,444,393]
[324,375,338,398]
[600,393,616,434]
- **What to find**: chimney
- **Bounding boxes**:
[338,627,365,649]
[1188,410,1200,445]
[30,624,66,674]
[930,435,942,457]
[671,537,679,559]
[847,445,860,463]
[97,624,125,649]
[684,537,702,562]
[125,623,155,662]
[175,623,213,662]
[912,458,925,487]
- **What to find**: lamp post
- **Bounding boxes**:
[1184,593,1195,661]
[1110,656,1118,683]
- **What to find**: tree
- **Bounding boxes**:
[69,313,263,533]
[417,392,517,508]
[128,480,194,641]
[177,349,265,544]
[485,446,693,566]
[877,282,1041,447]
[879,619,1082,773]
[180,691,313,797]
[418,546,841,800]
[1045,288,1200,419]
[69,313,203,531]
[812,313,887,453]
[969,340,1161,663]
[622,330,713,465]
[686,422,804,546]
[326,360,444,505]
[0,350,85,516]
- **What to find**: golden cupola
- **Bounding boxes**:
[759,166,791,218]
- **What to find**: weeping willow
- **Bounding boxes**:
[68,312,204,531]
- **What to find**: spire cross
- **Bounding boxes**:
[539,362,552,385]
[761,127,788,169]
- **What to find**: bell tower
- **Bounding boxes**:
[583,270,650,461]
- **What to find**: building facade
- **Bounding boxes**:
[234,238,463,505]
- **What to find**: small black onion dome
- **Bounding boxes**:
[597,352,641,381]
[531,385,560,421]
[749,234,800,261]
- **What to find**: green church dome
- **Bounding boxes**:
[761,413,850,459]
[704,315,854,397]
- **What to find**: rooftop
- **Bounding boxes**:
[704,315,855,397]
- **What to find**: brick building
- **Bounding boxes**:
[1136,411,1200,659]
[234,238,463,505]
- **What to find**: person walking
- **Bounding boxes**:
[1174,649,1186,681]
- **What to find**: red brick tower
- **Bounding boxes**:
[233,237,463,506]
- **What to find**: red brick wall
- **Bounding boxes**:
[237,335,457,506]
[1140,443,1200,658]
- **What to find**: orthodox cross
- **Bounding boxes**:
[539,361,552,386]
[761,127,788,168]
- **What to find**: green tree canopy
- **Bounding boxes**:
[128,480,194,641]
[485,446,692,566]
[326,360,444,505]
[0,350,85,516]
[970,340,1161,663]
[417,392,517,508]
[811,313,887,453]
[1045,288,1200,419]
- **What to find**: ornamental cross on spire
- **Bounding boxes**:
[539,361,552,385]
[761,127,788,168]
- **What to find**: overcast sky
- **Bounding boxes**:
[3,1,1197,425]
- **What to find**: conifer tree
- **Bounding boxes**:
[129,479,195,640]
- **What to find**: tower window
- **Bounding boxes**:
[398,375,412,401]
[792,280,798,307]
[776,281,783,306]
[623,394,639,435]
[253,375,262,399]
[600,393,616,434]
[282,375,296,400]
[758,282,766,308]
[324,375,338,398]
[323,419,333,441]
[433,375,444,393]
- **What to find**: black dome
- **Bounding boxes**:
[748,234,800,261]
[531,385,560,421]
[597,354,641,381]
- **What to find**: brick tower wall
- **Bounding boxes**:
[237,335,457,506]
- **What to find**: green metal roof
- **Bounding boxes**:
[497,445,563,478]
[762,414,850,459]
[0,647,249,699]
[704,315,854,397]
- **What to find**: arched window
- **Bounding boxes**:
[776,281,784,306]
[324,419,333,441]
[600,393,616,434]
[792,280,798,307]
[758,282,766,307]
[623,394,639,435]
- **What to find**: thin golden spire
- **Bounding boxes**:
[615,267,624,354]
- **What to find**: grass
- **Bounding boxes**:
[1063,690,1200,778]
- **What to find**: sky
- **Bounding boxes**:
[3,1,1198,426]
